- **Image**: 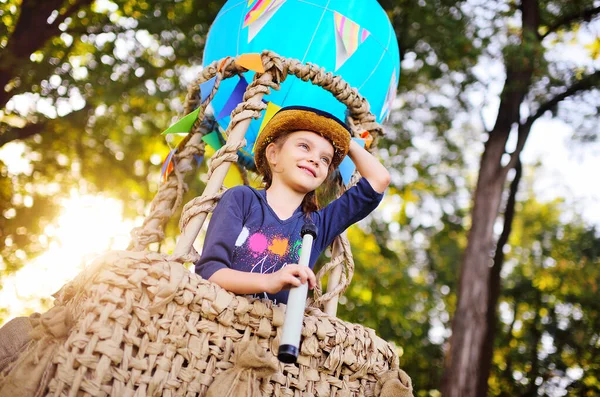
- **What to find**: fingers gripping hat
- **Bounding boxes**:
[254,106,352,176]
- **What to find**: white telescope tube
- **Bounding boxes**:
[277,223,318,363]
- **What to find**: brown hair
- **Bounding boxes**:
[261,134,332,215]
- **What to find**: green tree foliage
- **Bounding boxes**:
[337,178,600,396]
[489,198,600,396]
[0,0,224,275]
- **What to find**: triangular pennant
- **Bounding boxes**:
[193,154,204,167]
[244,0,286,42]
[199,76,217,104]
[224,163,245,188]
[235,53,265,73]
[248,0,256,6]
[338,138,365,185]
[252,101,281,153]
[216,76,249,120]
[201,130,223,151]
[379,69,397,121]
[161,149,177,183]
[161,106,201,135]
[334,11,370,71]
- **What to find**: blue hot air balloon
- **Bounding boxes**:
[203,0,400,167]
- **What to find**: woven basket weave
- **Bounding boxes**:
[12,250,408,396]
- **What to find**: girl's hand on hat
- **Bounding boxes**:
[266,264,317,294]
[348,139,391,193]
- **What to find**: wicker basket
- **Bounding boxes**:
[0,52,413,397]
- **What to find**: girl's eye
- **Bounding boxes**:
[299,143,309,150]
[321,157,331,165]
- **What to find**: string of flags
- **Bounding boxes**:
[242,1,371,71]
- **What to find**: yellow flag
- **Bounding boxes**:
[253,101,281,152]
[224,163,244,188]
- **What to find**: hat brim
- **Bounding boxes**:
[254,107,351,176]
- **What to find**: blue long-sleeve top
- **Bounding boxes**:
[195,178,384,304]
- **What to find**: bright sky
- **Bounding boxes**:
[523,119,600,225]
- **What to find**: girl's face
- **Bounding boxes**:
[265,130,334,194]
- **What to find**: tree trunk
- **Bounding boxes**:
[441,2,539,395]
[440,126,511,396]
[478,159,523,396]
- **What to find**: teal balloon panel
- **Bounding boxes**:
[203,0,400,169]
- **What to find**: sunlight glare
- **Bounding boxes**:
[0,190,139,324]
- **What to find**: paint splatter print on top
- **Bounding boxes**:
[195,178,383,304]
[234,226,302,274]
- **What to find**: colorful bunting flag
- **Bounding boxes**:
[252,101,281,152]
[224,163,245,188]
[201,130,224,151]
[379,69,397,121]
[161,106,201,135]
[338,138,365,185]
[160,149,177,183]
[244,0,286,42]
[216,76,249,120]
[199,76,217,104]
[235,53,265,73]
[334,11,370,71]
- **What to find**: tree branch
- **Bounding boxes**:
[541,6,600,39]
[528,70,600,124]
[0,104,92,147]
[504,70,600,171]
[0,121,48,147]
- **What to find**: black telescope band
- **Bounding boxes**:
[301,223,317,238]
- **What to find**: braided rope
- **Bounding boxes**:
[206,139,247,180]
[127,59,247,251]
[179,192,223,233]
[312,234,355,307]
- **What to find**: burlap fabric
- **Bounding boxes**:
[0,250,412,396]
[0,316,33,374]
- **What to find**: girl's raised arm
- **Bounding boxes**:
[347,139,391,193]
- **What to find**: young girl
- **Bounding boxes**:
[195,106,390,304]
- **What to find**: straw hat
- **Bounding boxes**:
[254,106,351,176]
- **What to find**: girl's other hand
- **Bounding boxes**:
[266,265,317,294]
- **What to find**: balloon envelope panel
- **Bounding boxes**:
[203,0,400,164]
